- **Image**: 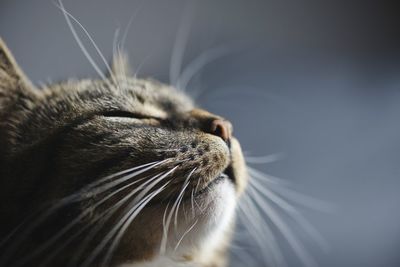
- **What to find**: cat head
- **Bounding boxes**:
[0,38,248,267]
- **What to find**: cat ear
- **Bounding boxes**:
[0,38,34,91]
[110,50,132,78]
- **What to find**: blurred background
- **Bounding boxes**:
[1,0,400,266]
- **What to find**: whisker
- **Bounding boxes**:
[245,153,285,164]
[161,201,172,252]
[174,219,198,252]
[85,160,169,198]
[160,202,176,254]
[176,43,243,91]
[174,168,196,228]
[248,166,335,213]
[56,0,106,80]
[113,2,144,84]
[249,178,330,252]
[169,0,196,86]
[159,168,195,255]
[247,166,292,186]
[67,212,113,267]
[267,184,335,213]
[174,182,190,229]
[190,188,195,219]
[194,175,201,194]
[0,161,163,265]
[248,186,318,267]
[83,166,178,267]
[0,214,35,248]
[38,223,89,267]
[112,27,121,66]
[133,52,152,78]
[120,2,144,50]
[72,172,166,266]
[12,175,150,267]
[89,160,163,188]
[0,198,75,265]
[101,181,171,267]
[238,194,286,267]
[229,240,259,267]
[56,1,120,89]
[192,191,204,213]
[67,174,161,267]
[13,212,86,267]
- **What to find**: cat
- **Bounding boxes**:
[0,36,248,267]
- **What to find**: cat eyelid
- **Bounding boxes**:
[100,110,161,120]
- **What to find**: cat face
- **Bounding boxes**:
[0,39,248,266]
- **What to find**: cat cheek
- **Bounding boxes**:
[229,138,248,196]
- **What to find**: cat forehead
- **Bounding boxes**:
[47,77,194,115]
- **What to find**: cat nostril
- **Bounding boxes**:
[210,119,232,142]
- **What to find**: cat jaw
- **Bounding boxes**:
[118,138,247,267]
[120,179,237,267]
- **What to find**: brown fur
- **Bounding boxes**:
[0,38,248,267]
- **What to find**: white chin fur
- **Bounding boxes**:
[120,179,236,267]
[170,178,236,256]
[190,178,236,262]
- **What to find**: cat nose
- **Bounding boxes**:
[210,119,232,142]
[188,108,233,142]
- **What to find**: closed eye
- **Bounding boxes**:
[101,110,161,120]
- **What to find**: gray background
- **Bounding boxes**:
[1,0,400,266]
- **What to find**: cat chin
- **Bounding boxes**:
[115,180,235,267]
[164,178,236,260]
